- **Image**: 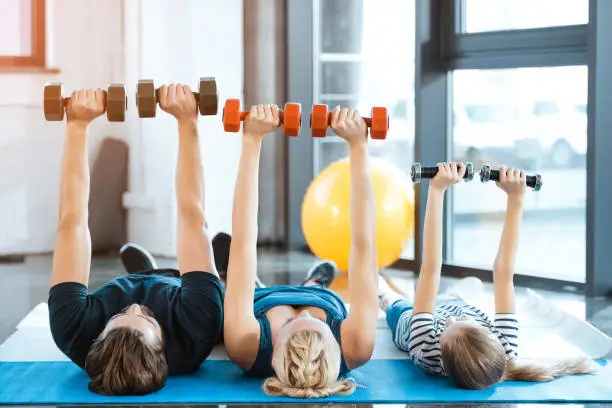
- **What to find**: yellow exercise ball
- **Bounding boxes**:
[301,157,415,272]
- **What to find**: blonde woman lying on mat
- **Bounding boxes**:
[222,105,378,398]
[379,163,596,389]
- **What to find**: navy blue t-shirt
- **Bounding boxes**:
[48,270,223,375]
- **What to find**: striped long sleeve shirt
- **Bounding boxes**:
[393,302,519,376]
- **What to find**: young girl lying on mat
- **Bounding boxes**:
[48,85,224,396]
[378,162,595,390]
[221,105,379,398]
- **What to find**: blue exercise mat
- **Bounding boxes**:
[0,360,609,404]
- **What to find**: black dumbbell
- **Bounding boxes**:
[479,164,542,191]
[410,162,474,183]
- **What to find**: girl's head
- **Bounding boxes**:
[84,304,168,395]
[440,316,597,389]
[263,310,356,398]
[440,316,507,389]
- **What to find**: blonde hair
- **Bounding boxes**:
[263,328,356,398]
[441,325,596,389]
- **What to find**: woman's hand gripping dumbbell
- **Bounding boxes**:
[310,104,389,139]
[480,164,543,191]
[411,162,475,183]
[222,99,301,137]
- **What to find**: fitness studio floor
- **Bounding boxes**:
[1,249,611,408]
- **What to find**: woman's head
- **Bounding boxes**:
[440,316,507,389]
[264,310,356,398]
[84,304,168,395]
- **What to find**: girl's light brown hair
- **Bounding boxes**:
[441,324,596,390]
[263,328,356,398]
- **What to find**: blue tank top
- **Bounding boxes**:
[246,285,349,378]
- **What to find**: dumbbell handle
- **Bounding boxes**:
[420,166,473,179]
[153,88,202,102]
[484,169,541,190]
[60,91,108,107]
[232,111,291,124]
[410,162,475,183]
[320,113,375,127]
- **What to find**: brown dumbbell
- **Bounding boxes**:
[43,83,127,122]
[310,104,389,140]
[136,78,218,118]
[222,99,302,137]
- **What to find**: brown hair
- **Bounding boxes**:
[84,327,168,395]
[441,325,596,389]
[263,328,356,398]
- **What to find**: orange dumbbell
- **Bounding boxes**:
[222,99,302,137]
[310,104,389,140]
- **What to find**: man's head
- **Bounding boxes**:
[84,304,168,395]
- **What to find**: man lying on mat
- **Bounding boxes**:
[48,85,223,395]
[379,162,596,389]
[222,105,377,398]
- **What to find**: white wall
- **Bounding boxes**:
[0,0,124,254]
[123,0,244,256]
[0,0,244,257]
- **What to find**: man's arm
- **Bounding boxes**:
[50,89,105,287]
[223,104,279,369]
[159,84,217,276]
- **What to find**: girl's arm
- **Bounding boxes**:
[493,166,526,314]
[412,163,466,314]
[334,108,378,370]
[50,90,105,287]
[158,84,217,276]
[223,104,280,370]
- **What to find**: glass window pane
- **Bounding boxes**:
[320,0,364,53]
[451,66,587,282]
[464,0,588,33]
[0,0,31,56]
[315,0,416,259]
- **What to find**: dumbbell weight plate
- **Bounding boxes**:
[410,163,422,183]
[107,84,127,122]
[370,107,389,140]
[311,104,329,137]
[198,77,218,116]
[44,83,65,121]
[223,99,242,132]
[283,103,301,137]
[137,80,157,118]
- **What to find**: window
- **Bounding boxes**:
[532,100,560,116]
[313,0,416,258]
[450,66,587,282]
[463,0,589,33]
[0,0,46,68]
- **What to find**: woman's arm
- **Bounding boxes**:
[331,108,378,369]
[223,104,280,369]
[159,84,217,276]
[493,166,526,314]
[50,89,105,287]
[412,163,466,314]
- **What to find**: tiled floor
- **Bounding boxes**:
[1,249,611,408]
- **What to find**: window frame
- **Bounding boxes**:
[286,0,612,297]
[0,0,46,68]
